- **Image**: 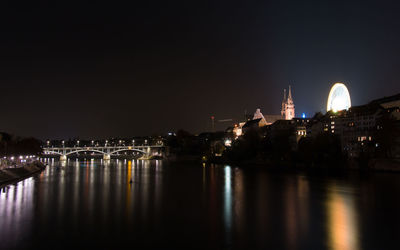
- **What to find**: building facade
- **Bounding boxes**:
[308,93,400,158]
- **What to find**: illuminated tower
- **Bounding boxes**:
[281,89,287,118]
[281,85,295,120]
[286,85,295,120]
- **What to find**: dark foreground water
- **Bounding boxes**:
[1,159,400,250]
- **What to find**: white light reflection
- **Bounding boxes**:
[224,165,232,246]
[57,162,66,223]
[102,158,110,227]
[0,177,34,249]
[141,160,150,218]
[88,159,96,225]
[73,159,80,227]
[154,160,162,220]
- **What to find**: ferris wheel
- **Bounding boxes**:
[327,83,351,112]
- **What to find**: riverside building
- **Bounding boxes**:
[310,93,400,158]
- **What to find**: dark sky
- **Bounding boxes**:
[0,0,399,139]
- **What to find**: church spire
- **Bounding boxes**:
[283,88,287,101]
[281,89,287,118]
[288,85,292,101]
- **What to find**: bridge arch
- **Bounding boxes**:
[43,150,63,155]
[65,149,106,156]
[109,149,147,155]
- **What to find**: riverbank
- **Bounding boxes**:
[367,158,400,171]
[168,154,400,173]
[0,161,46,186]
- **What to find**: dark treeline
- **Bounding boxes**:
[166,129,348,167]
[166,130,226,157]
[225,128,345,167]
[0,132,42,156]
[166,128,346,167]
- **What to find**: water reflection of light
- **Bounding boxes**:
[73,160,80,225]
[154,160,162,219]
[206,164,218,244]
[114,160,123,225]
[202,163,206,193]
[285,179,298,250]
[84,160,90,218]
[283,176,311,250]
[233,167,244,245]
[126,160,132,219]
[88,160,96,224]
[99,159,110,228]
[0,177,34,248]
[224,166,232,245]
[58,163,66,222]
[297,176,309,236]
[141,160,150,217]
[326,184,360,250]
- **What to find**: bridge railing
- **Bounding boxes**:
[42,145,165,157]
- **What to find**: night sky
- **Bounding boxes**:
[1,0,399,139]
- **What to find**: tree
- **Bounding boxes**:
[312,132,343,166]
[225,128,261,161]
[297,137,314,165]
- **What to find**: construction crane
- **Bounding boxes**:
[217,119,233,123]
[209,117,234,132]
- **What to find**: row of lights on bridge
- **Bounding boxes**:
[46,139,148,147]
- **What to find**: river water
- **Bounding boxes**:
[0,158,400,249]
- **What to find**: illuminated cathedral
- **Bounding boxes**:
[281,86,295,120]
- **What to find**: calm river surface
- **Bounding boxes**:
[1,159,400,249]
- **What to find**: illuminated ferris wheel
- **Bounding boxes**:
[327,83,351,112]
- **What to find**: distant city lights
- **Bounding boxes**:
[224,139,232,147]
